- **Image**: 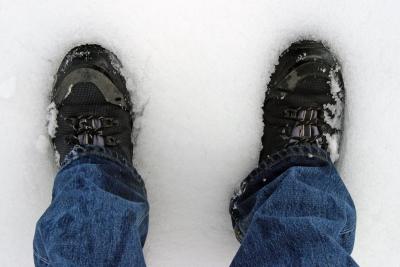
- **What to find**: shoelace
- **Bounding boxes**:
[280,106,326,147]
[64,115,120,146]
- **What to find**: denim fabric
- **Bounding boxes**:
[34,144,357,266]
[230,145,357,266]
[33,145,148,266]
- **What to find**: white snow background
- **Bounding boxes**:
[1,0,400,266]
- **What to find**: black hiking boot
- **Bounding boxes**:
[48,44,134,165]
[260,40,345,163]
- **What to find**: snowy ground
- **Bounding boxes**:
[1,0,400,266]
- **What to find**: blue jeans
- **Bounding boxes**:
[34,145,357,266]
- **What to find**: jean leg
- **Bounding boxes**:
[230,145,357,267]
[33,146,149,267]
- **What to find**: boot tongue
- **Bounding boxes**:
[63,82,108,105]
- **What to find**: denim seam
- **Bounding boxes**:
[34,226,51,265]
[326,163,355,236]
[339,227,355,235]
[134,211,150,228]
[34,250,49,265]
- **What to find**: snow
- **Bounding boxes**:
[46,102,58,138]
[0,76,17,99]
[324,133,340,163]
[323,67,345,162]
[1,0,400,266]
[35,135,50,155]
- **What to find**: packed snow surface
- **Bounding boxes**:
[1,0,400,266]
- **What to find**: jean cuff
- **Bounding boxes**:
[61,144,133,170]
[229,144,333,241]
